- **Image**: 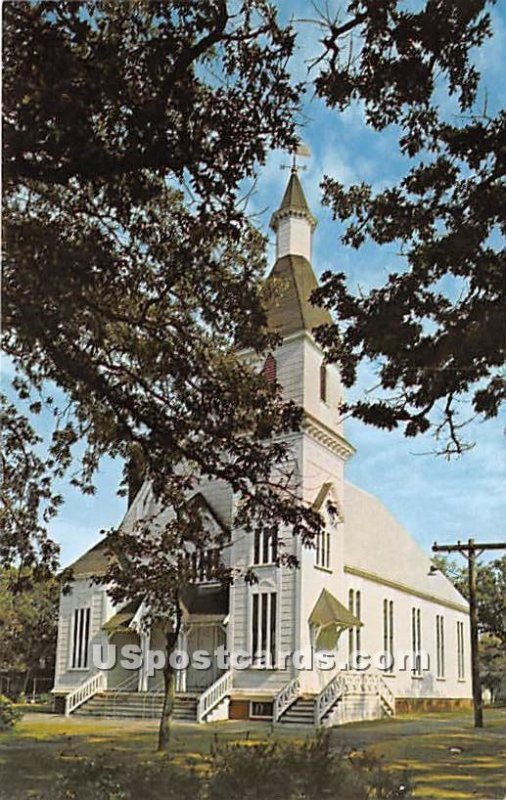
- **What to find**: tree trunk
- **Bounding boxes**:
[157,602,183,753]
[157,650,176,752]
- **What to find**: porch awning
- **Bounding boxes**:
[102,600,142,633]
[309,589,362,650]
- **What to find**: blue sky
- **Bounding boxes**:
[6,2,505,568]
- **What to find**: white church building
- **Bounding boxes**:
[52,171,472,726]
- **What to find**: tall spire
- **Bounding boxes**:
[264,170,332,337]
[270,168,316,262]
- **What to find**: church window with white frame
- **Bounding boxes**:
[457,620,465,679]
[251,585,277,668]
[253,529,277,565]
[383,599,394,672]
[411,607,422,676]
[436,614,445,678]
[348,588,361,663]
[71,607,90,669]
[320,363,327,403]
[315,525,331,569]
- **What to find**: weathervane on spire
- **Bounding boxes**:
[281,141,311,174]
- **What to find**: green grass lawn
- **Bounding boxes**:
[0,708,505,799]
[329,707,506,799]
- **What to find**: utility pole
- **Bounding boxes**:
[432,539,505,728]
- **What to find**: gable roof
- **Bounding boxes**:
[312,482,343,519]
[263,254,333,337]
[67,538,117,579]
[342,482,469,611]
[187,492,228,535]
[102,600,142,632]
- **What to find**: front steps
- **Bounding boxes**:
[277,692,385,728]
[74,691,198,721]
[277,696,316,727]
[277,675,395,728]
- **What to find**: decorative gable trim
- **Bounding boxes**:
[312,482,344,522]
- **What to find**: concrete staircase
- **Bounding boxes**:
[74,691,198,721]
[276,673,396,728]
[277,695,316,727]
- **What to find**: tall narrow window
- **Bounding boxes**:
[320,364,327,402]
[436,615,445,678]
[457,621,465,679]
[355,590,362,654]
[253,530,277,565]
[315,526,331,569]
[383,599,394,672]
[349,589,361,665]
[262,354,277,383]
[412,607,422,676]
[251,590,277,667]
[348,589,355,662]
[71,607,91,669]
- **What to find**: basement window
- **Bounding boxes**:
[250,701,273,720]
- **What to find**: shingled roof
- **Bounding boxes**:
[67,538,117,579]
[263,254,333,337]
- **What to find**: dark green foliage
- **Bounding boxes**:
[0,569,59,697]
[44,758,201,800]
[207,733,413,799]
[433,555,506,643]
[433,554,506,693]
[0,695,22,730]
[18,736,412,799]
[2,0,320,572]
[2,0,323,753]
[479,634,506,702]
[312,1,505,454]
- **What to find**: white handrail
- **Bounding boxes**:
[197,670,233,723]
[65,672,106,716]
[273,676,301,722]
[376,676,396,715]
[314,673,345,726]
[314,671,395,726]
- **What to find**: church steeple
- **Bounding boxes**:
[264,170,332,338]
[270,168,317,262]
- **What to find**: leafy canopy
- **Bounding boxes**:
[2,1,322,576]
[312,0,505,455]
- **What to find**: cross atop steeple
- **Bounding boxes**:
[280,142,311,174]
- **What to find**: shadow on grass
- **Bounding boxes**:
[1,709,505,800]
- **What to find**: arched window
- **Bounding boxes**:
[262,353,277,384]
[320,363,327,402]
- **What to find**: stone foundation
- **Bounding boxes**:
[396,697,472,714]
